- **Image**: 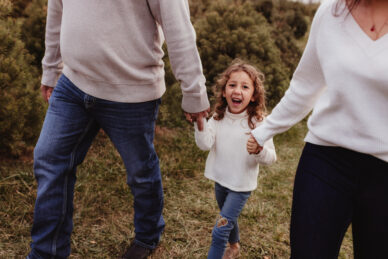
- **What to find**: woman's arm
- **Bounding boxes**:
[251,2,330,146]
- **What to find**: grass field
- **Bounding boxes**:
[0,122,353,258]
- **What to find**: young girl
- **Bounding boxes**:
[194,60,277,259]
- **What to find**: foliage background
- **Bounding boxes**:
[1,0,316,154]
[0,0,44,157]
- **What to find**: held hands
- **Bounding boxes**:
[184,108,210,131]
[40,85,54,102]
[247,134,263,154]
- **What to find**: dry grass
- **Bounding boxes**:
[0,122,353,258]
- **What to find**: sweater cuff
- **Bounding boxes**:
[181,92,210,113]
[41,69,61,87]
[251,126,271,147]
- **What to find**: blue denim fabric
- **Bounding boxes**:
[291,142,388,259]
[207,183,251,259]
[28,75,164,258]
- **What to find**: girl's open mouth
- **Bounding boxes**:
[232,98,242,104]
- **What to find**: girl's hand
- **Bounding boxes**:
[247,134,263,154]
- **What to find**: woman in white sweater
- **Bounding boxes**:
[195,61,276,259]
[249,0,388,258]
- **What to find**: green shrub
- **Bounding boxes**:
[253,0,274,22]
[194,0,289,107]
[253,0,309,79]
[0,0,44,157]
[9,0,32,17]
[189,0,212,19]
[21,0,47,70]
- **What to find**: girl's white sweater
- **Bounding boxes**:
[252,0,388,162]
[195,110,277,192]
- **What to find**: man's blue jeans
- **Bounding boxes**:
[207,183,251,259]
[28,75,165,258]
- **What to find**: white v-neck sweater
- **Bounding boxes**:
[195,110,277,192]
[252,0,388,162]
[41,0,209,113]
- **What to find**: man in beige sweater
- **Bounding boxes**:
[28,1,209,258]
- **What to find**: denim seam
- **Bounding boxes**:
[50,119,95,258]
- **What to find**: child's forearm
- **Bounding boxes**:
[194,118,215,150]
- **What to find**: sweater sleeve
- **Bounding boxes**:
[147,0,209,113]
[254,137,277,165]
[41,0,63,87]
[194,117,216,151]
[251,2,329,146]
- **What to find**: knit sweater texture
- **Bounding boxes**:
[41,0,209,113]
[252,0,388,162]
[195,110,277,192]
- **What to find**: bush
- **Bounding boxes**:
[0,0,44,157]
[253,0,309,79]
[9,0,32,17]
[189,0,212,19]
[194,0,289,107]
[253,0,274,22]
[21,0,47,70]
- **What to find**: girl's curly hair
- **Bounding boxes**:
[213,59,266,130]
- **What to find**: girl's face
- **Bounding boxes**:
[223,71,255,114]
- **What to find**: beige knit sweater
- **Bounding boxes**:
[41,0,209,113]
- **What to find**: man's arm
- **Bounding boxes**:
[41,0,63,92]
[147,0,210,129]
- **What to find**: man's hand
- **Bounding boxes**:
[40,85,54,102]
[184,108,210,131]
[247,134,263,154]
